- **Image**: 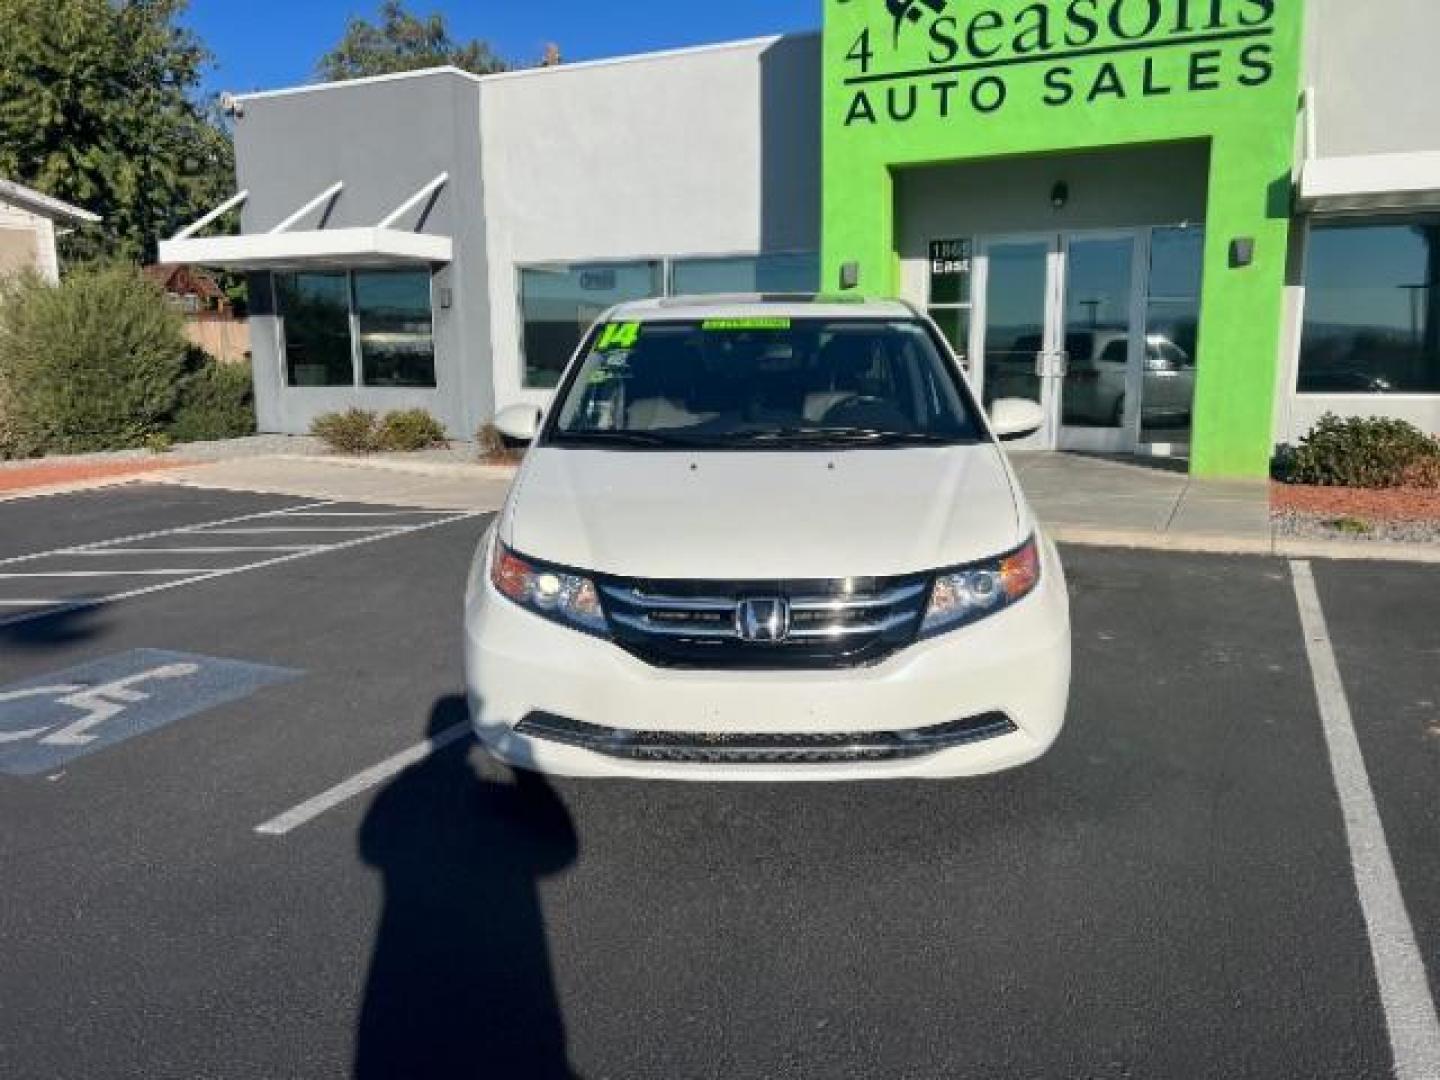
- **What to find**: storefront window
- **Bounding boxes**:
[276,269,438,389]
[671,252,819,295]
[275,273,353,387]
[926,239,972,362]
[1299,219,1440,394]
[1141,227,1204,445]
[355,271,436,388]
[520,262,663,389]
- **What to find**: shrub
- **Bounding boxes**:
[167,354,257,443]
[1402,454,1440,490]
[312,408,380,454]
[1277,413,1440,489]
[0,266,187,458]
[143,432,174,454]
[375,408,447,452]
[476,421,525,464]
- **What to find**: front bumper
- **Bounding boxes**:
[463,536,1071,782]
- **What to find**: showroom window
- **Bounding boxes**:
[518,252,821,389]
[1142,226,1204,444]
[1299,218,1440,394]
[355,271,436,388]
[275,269,436,389]
[520,262,663,389]
[671,252,820,296]
[275,272,353,387]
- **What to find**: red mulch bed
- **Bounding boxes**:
[0,458,186,493]
[1271,482,1440,522]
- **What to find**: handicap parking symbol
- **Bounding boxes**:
[0,649,300,776]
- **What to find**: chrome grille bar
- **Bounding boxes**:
[597,573,931,668]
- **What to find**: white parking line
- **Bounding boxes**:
[199,526,402,535]
[0,500,337,568]
[69,546,322,555]
[254,721,472,836]
[1291,560,1440,1080]
[0,511,479,630]
[0,599,62,607]
[0,569,219,578]
[283,511,454,518]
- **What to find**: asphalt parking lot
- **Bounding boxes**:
[1,483,1438,1079]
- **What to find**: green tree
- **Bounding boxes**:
[0,0,234,264]
[317,0,509,81]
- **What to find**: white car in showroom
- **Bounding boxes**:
[464,296,1071,780]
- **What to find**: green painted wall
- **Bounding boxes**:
[822,0,1305,476]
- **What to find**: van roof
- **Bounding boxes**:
[608,293,918,322]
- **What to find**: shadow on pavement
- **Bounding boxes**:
[355,696,580,1079]
[0,601,106,656]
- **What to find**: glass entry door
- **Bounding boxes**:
[975,230,1151,452]
[977,239,1060,449]
[1056,233,1143,453]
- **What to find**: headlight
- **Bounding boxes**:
[920,536,1041,638]
[489,542,609,638]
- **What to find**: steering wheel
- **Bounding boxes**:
[821,395,908,430]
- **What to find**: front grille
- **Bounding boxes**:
[516,711,1017,764]
[597,574,931,670]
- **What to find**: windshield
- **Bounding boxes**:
[547,317,982,449]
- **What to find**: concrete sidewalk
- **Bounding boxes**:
[1010,452,1271,552]
[1010,451,1440,562]
[161,454,512,511]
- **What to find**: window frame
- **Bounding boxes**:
[271,268,437,391]
[1293,212,1440,399]
[514,249,822,392]
[923,237,975,369]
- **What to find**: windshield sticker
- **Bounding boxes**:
[701,317,792,332]
[596,322,641,351]
[589,358,630,384]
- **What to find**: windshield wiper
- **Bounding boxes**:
[732,427,958,446]
[553,430,700,448]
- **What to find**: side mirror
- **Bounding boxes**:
[989,398,1045,441]
[493,404,543,444]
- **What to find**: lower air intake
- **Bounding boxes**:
[514,711,1017,764]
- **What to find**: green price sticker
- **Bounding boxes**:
[596,322,641,351]
[701,318,792,332]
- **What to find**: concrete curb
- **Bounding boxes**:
[0,475,169,503]
[1273,536,1440,564]
[1053,524,1440,563]
[1049,526,1275,557]
[264,453,519,481]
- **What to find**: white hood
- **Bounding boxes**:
[503,445,1025,580]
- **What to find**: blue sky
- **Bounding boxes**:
[182,0,820,96]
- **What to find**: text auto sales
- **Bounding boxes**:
[843,0,1277,124]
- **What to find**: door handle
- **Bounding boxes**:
[1035,351,1069,378]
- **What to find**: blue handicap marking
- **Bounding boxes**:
[0,649,301,776]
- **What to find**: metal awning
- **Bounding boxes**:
[157,227,451,270]
[1298,151,1440,214]
[156,173,451,270]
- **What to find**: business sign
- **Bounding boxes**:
[840,0,1278,126]
[0,650,300,776]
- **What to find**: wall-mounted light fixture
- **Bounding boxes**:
[1050,181,1070,211]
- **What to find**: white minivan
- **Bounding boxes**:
[464,296,1071,781]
